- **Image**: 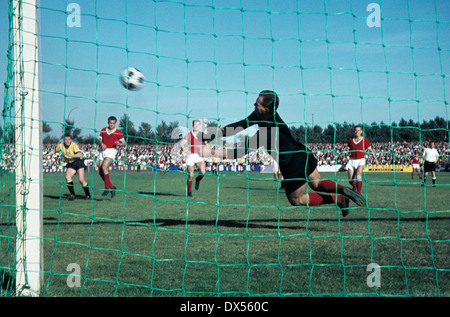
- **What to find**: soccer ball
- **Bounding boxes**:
[120,67,144,90]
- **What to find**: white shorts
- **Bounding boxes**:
[98,148,118,161]
[412,164,420,170]
[346,158,366,170]
[186,153,204,166]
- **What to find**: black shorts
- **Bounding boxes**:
[280,144,318,196]
[424,161,436,173]
[66,160,86,171]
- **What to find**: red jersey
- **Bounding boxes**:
[411,156,421,164]
[184,131,204,154]
[100,127,124,149]
[348,137,371,160]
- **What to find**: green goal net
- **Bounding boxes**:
[1,0,449,298]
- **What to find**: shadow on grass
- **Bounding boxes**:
[39,215,450,232]
[44,194,103,202]
[45,191,187,201]
[138,191,186,197]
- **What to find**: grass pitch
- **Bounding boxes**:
[30,170,450,296]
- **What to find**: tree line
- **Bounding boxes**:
[38,114,188,145]
[290,116,448,144]
[1,114,448,145]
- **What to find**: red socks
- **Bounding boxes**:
[307,179,344,206]
[308,193,341,206]
[316,179,343,193]
[188,176,204,194]
[356,181,362,194]
[187,175,204,193]
[104,173,114,189]
[349,179,362,194]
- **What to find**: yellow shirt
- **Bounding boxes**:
[56,142,81,164]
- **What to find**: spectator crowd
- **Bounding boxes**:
[1,141,448,171]
[45,141,449,169]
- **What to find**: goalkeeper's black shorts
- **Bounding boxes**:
[279,143,318,196]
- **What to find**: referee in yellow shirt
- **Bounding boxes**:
[44,133,91,200]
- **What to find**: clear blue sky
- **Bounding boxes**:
[1,0,449,139]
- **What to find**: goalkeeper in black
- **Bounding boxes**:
[212,90,365,216]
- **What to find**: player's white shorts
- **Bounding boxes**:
[98,148,118,160]
[412,164,420,170]
[346,158,366,170]
[186,153,204,166]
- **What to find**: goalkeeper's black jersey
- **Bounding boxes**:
[222,111,317,191]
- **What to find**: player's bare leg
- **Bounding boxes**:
[412,167,422,180]
[98,160,107,195]
[65,168,77,200]
[422,171,428,186]
[285,182,308,206]
[195,161,206,191]
[98,160,105,180]
[187,165,195,197]
[77,166,91,199]
[347,167,357,192]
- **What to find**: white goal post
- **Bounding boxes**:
[12,0,43,296]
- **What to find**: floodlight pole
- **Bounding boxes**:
[13,0,43,296]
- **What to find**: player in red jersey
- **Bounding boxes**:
[98,116,126,198]
[179,119,215,197]
[410,151,422,180]
[346,125,379,194]
[158,155,166,174]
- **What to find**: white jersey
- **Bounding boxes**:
[423,148,439,163]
